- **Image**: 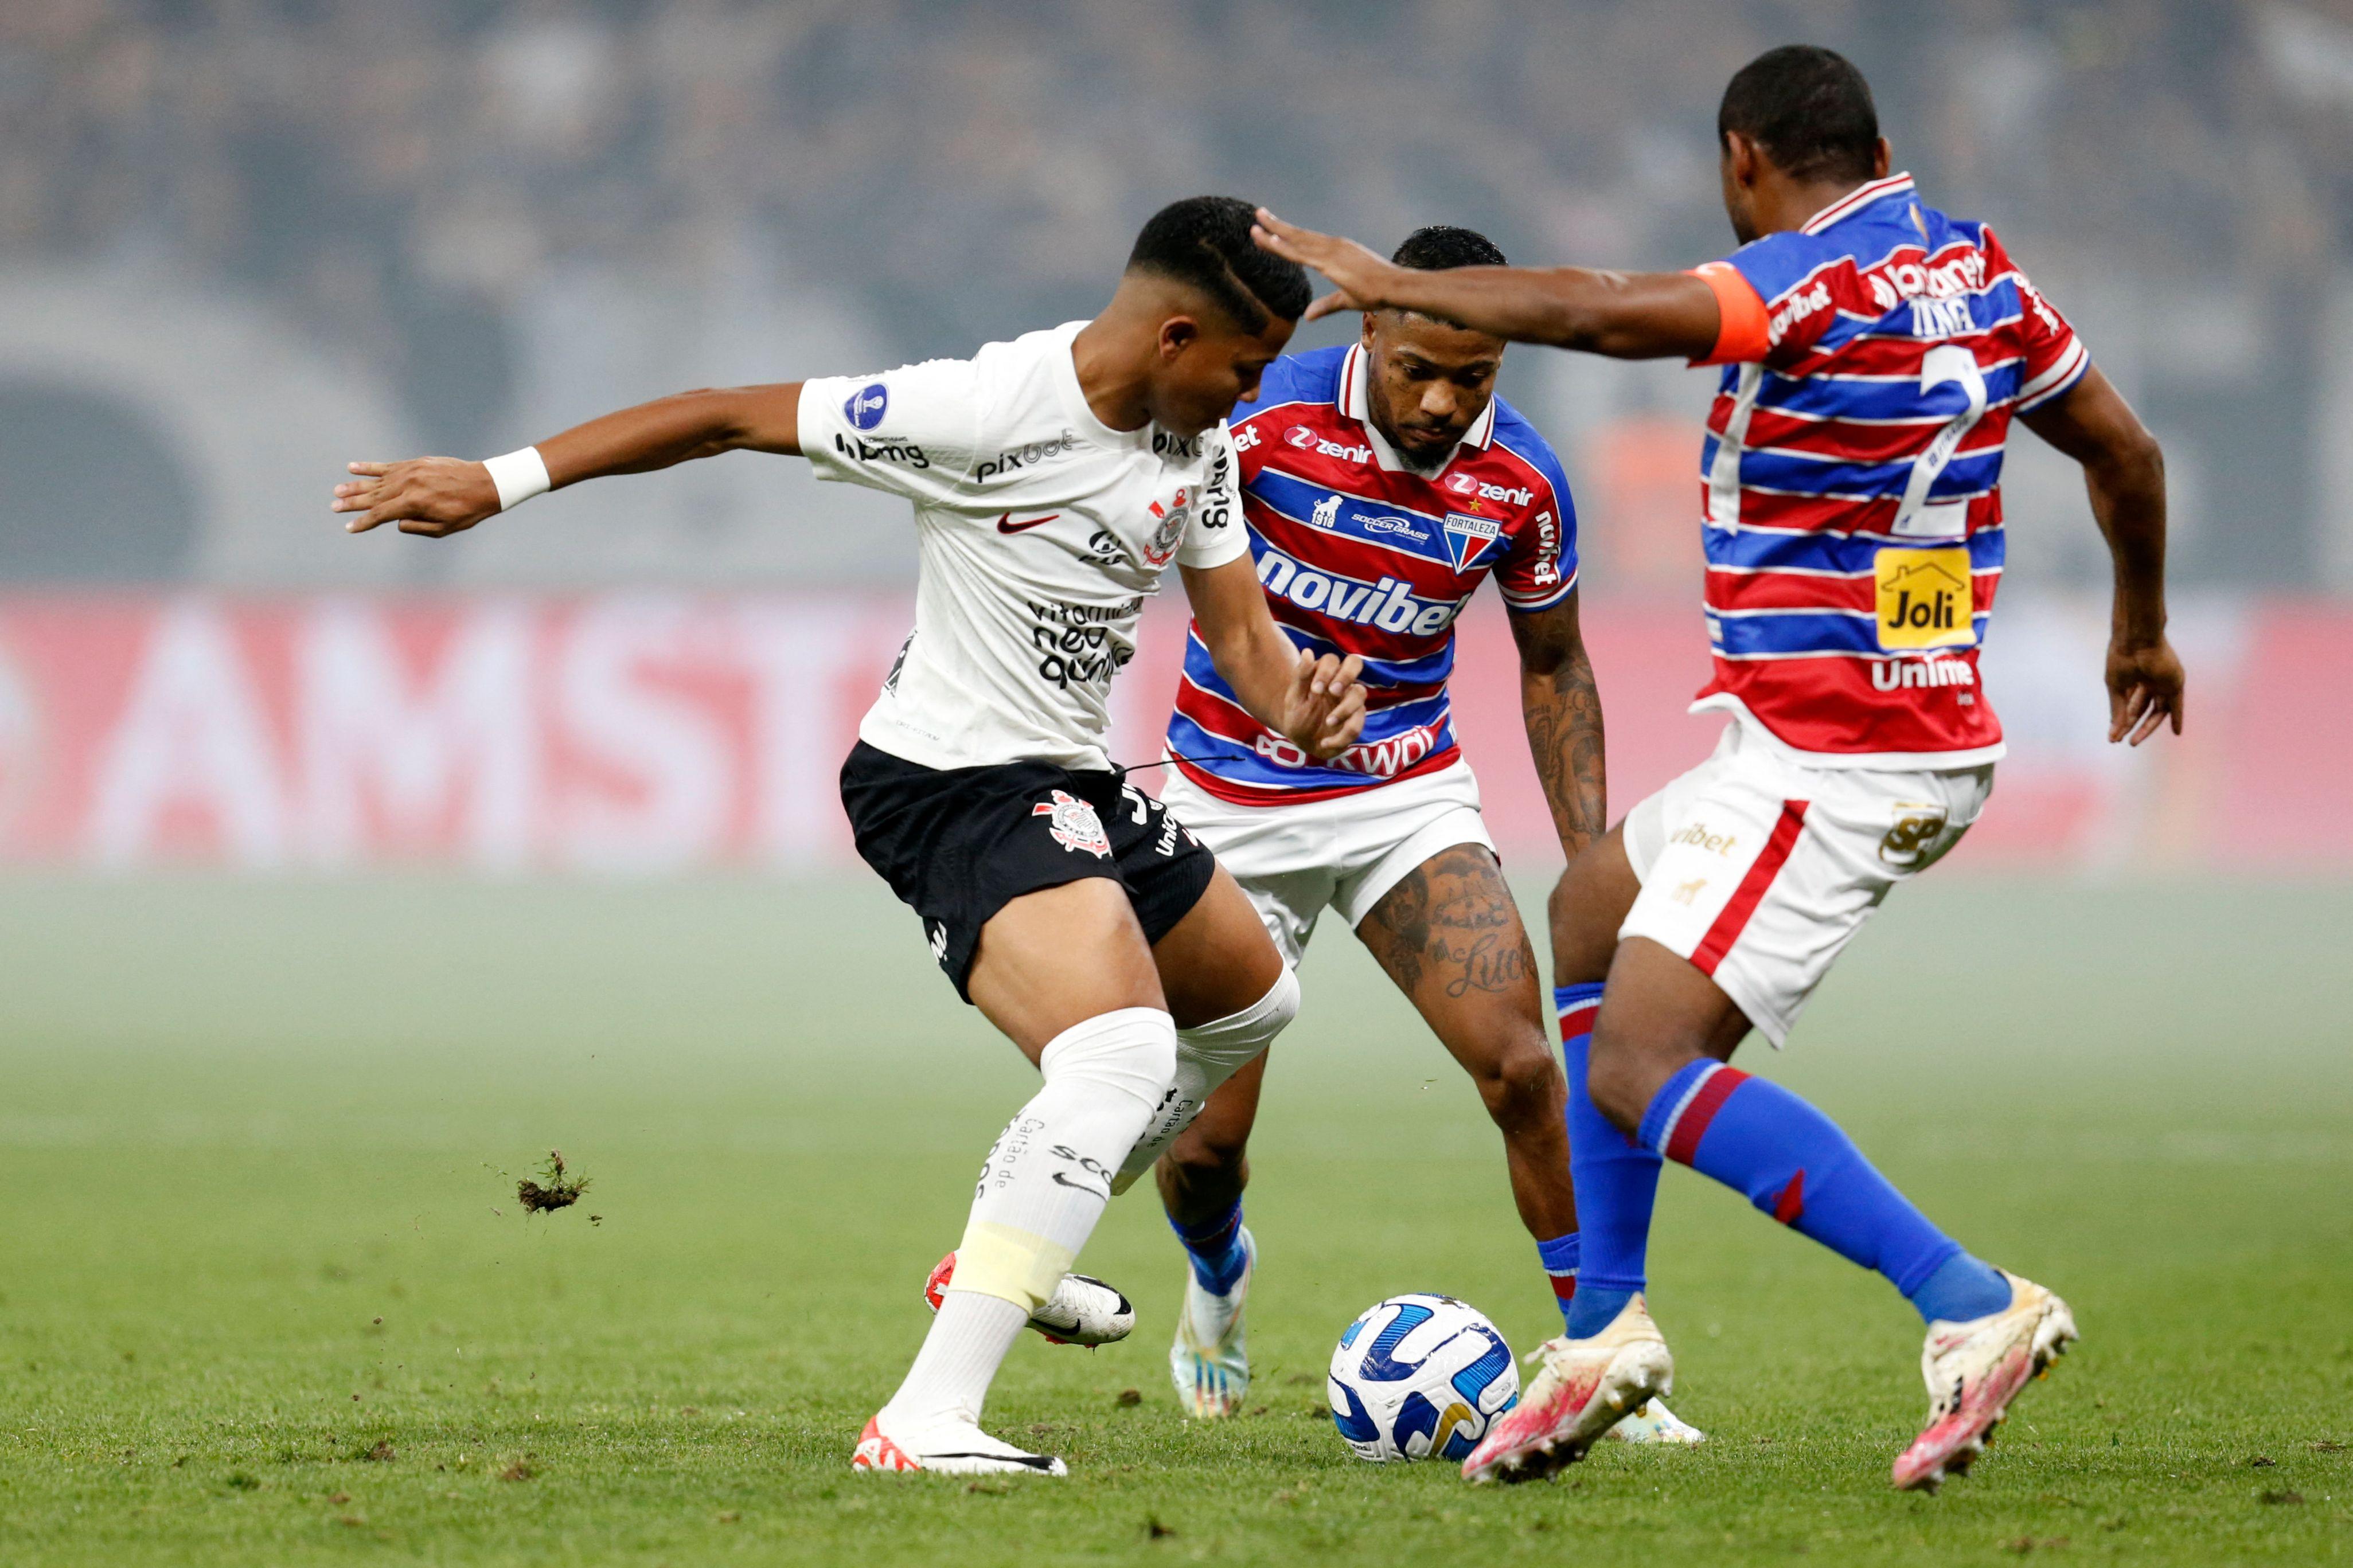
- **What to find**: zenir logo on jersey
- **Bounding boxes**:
[1874,548,1975,650]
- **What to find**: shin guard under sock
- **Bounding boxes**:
[1556,983,1662,1339]
[1638,1059,1998,1319]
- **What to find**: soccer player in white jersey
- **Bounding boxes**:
[1258,45,2181,1489]
[331,196,1373,1479]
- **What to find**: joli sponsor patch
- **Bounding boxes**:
[1874,547,1975,651]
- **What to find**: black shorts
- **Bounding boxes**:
[839,740,1218,1003]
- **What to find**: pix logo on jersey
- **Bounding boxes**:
[1032,790,1111,857]
[845,382,889,431]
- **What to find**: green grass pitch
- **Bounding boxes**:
[1,873,2347,1566]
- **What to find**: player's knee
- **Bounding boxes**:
[1040,1006,1179,1108]
[1179,965,1298,1077]
[1476,1031,1565,1131]
[1168,1119,1248,1172]
[1583,1028,1654,1135]
[1162,1122,1248,1198]
[1547,832,1638,984]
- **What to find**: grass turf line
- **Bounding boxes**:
[0,875,2347,1565]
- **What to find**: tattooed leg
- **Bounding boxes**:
[1356,842,1576,1240]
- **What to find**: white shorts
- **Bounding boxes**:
[1157,760,1496,968]
[1620,718,1993,1047]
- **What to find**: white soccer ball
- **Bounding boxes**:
[1326,1294,1519,1463]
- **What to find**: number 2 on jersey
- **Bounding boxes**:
[1890,343,1986,541]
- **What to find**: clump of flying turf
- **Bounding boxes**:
[516,1150,590,1214]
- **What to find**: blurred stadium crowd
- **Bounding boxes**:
[6,0,2353,588]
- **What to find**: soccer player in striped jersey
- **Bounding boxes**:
[1129,225,1690,1443]
[1256,45,2182,1490]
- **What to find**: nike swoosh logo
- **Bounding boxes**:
[1051,1171,1111,1199]
[996,512,1060,534]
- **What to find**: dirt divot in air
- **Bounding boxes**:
[516,1151,591,1214]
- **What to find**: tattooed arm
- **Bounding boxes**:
[1508,589,1606,861]
[1510,591,1607,962]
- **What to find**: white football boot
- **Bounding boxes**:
[1602,1397,1708,1445]
[852,1411,1067,1477]
[924,1252,1136,1347]
[1891,1270,2077,1492]
[1461,1295,1674,1483]
[1169,1225,1255,1418]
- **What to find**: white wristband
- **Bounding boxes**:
[482,447,551,511]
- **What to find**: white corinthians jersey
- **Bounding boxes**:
[801,320,1248,772]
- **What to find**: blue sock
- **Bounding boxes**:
[1910,1251,2015,1324]
[1535,1231,1579,1331]
[1638,1059,2008,1323]
[1556,983,1662,1339]
[1170,1198,1250,1296]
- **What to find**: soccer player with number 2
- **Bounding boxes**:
[333,197,1369,1479]
[1257,45,2183,1488]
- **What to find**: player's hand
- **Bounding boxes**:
[1252,209,1403,323]
[331,458,501,537]
[1280,648,1368,760]
[2105,635,2184,745]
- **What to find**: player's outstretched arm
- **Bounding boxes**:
[1180,556,1368,762]
[1508,589,1606,859]
[2020,365,2183,745]
[1251,210,1720,360]
[331,383,806,538]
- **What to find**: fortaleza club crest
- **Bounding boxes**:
[1032,789,1111,857]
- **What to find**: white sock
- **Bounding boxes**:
[1113,968,1300,1193]
[880,1289,1028,1435]
[883,1007,1177,1429]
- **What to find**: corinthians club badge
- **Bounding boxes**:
[1032,789,1111,857]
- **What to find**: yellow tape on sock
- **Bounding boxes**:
[951,1221,1079,1313]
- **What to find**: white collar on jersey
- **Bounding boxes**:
[1798,171,1917,236]
[1336,341,1497,479]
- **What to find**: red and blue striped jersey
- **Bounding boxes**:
[1689,172,2089,765]
[1164,343,1576,805]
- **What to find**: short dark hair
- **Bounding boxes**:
[1126,195,1311,333]
[1391,225,1507,271]
[1718,45,1879,184]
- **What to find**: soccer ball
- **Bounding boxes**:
[1326,1294,1519,1463]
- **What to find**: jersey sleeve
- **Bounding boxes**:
[1688,261,1773,366]
[1494,446,1579,613]
[1986,229,2091,413]
[1696,232,1840,366]
[1174,423,1250,570]
[797,357,986,503]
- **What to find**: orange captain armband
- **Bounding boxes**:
[1687,261,1772,366]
